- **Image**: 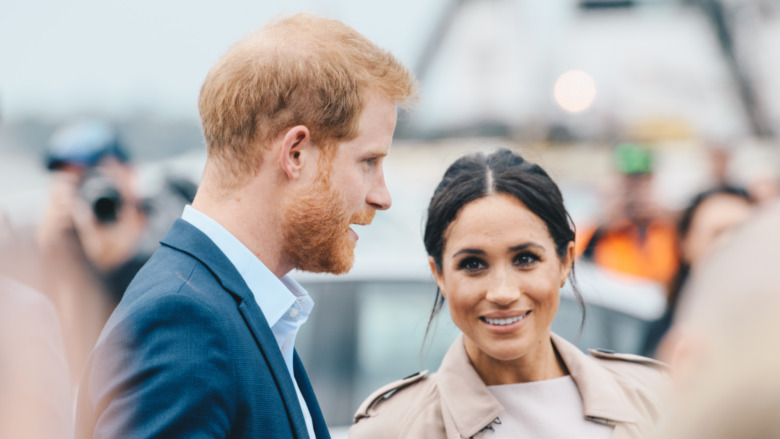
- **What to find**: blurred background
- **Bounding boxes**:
[2,0,780,434]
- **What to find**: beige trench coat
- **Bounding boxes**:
[350,333,669,439]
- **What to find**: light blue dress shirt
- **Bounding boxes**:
[182,205,316,438]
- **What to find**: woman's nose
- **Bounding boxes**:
[485,276,519,306]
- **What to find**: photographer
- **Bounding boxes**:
[36,119,193,391]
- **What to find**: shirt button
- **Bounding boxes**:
[289,308,299,318]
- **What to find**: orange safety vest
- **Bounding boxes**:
[576,220,678,285]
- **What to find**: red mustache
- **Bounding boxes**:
[350,208,376,226]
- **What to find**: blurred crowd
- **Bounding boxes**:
[574,141,774,357]
[575,140,780,437]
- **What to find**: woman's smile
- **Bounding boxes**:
[481,310,530,325]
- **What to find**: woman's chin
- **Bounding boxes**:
[467,337,531,364]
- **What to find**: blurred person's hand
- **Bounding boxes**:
[71,159,146,272]
[36,171,81,255]
[70,193,145,272]
[37,162,146,272]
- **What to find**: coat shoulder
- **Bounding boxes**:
[588,348,671,423]
[588,348,668,367]
[588,348,669,382]
[353,370,431,422]
[351,370,442,438]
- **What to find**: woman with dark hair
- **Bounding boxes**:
[642,186,753,357]
[351,149,669,439]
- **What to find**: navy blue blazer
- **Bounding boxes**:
[75,219,330,438]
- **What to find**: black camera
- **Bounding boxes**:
[78,172,124,224]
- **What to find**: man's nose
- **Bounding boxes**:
[367,173,392,210]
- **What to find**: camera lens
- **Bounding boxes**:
[78,172,124,224]
[91,189,122,223]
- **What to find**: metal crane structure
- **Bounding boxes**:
[400,0,777,141]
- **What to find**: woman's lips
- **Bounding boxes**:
[479,310,531,333]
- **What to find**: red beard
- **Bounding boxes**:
[282,176,375,274]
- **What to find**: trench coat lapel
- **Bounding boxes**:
[436,335,504,438]
[551,333,636,424]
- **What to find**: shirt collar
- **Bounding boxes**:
[181,205,311,326]
[436,333,636,437]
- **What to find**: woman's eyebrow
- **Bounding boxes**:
[508,243,545,252]
[452,248,485,258]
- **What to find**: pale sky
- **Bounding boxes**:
[0,0,446,121]
[2,0,777,139]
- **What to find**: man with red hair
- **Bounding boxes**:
[76,14,416,439]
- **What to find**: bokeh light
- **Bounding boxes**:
[554,70,597,113]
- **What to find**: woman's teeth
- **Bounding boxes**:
[482,312,529,326]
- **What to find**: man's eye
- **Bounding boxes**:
[457,257,486,272]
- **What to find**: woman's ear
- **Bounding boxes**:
[429,256,447,299]
[560,241,575,287]
[279,125,312,180]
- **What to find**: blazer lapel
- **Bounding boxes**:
[294,351,330,439]
[161,219,310,438]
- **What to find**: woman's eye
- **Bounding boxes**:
[514,252,539,267]
[457,257,486,272]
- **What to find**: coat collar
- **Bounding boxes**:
[435,334,503,438]
[161,219,256,304]
[551,333,637,424]
[160,219,324,438]
[436,333,636,437]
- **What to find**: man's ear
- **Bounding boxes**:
[279,125,313,180]
[429,256,447,299]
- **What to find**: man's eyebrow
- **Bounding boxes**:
[452,248,485,258]
[363,149,388,159]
